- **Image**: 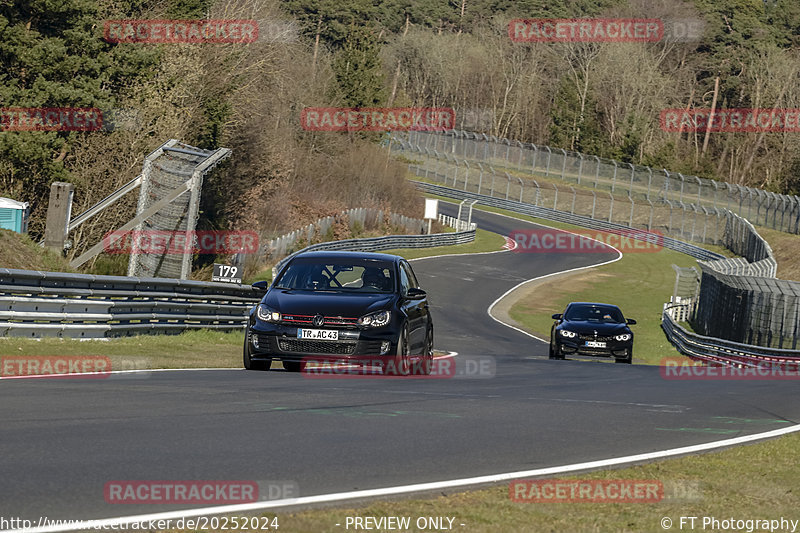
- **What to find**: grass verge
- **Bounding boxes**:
[157,431,800,533]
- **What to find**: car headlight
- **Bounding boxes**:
[358,310,391,328]
[256,304,281,323]
[559,329,577,338]
[614,333,632,341]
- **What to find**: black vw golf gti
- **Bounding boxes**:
[549,302,636,364]
[244,251,433,375]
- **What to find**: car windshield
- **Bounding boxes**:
[274,258,395,293]
[564,304,625,323]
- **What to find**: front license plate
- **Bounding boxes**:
[585,341,606,348]
[298,328,338,341]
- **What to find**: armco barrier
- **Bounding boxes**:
[0,227,475,339]
[411,179,800,360]
[661,312,800,367]
[273,224,475,276]
[413,180,723,261]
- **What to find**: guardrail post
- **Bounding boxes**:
[591,190,597,219]
[545,146,552,177]
[531,144,538,174]
[517,176,524,202]
[570,186,577,214]
[611,161,618,193]
[553,183,559,210]
[504,172,512,200]
[463,160,470,191]
[647,199,654,230]
[628,163,635,197]
[628,195,635,227]
[489,166,496,197]
[531,179,541,206]
[593,156,600,188]
[608,191,614,222]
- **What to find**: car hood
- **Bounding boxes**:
[560,321,631,335]
[263,290,395,317]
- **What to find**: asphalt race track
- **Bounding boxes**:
[1,206,799,524]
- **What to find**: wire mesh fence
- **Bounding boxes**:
[393,130,800,234]
[393,137,728,245]
[391,130,800,352]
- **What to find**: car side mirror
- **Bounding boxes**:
[626,318,637,325]
[406,287,426,299]
[252,280,270,290]
[552,313,562,320]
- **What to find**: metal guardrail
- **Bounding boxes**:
[1,227,475,338]
[273,226,476,278]
[0,268,262,338]
[661,312,800,366]
[412,177,800,360]
[413,180,724,261]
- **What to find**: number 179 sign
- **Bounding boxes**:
[212,264,242,284]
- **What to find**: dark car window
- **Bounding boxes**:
[398,264,410,296]
[275,259,394,293]
[564,304,625,323]
[400,261,419,290]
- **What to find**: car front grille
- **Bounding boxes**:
[578,334,614,342]
[280,314,359,329]
[278,339,357,355]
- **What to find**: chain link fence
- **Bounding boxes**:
[392,130,800,353]
[392,130,800,235]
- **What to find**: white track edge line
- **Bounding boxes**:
[7,423,800,533]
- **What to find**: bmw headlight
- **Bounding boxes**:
[358,310,391,328]
[559,329,577,338]
[614,333,632,341]
[256,304,281,323]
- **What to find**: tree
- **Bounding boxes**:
[332,25,386,107]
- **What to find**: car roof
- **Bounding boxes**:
[291,250,403,263]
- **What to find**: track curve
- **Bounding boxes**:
[1,206,799,525]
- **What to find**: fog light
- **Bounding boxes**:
[251,334,259,349]
[380,341,391,355]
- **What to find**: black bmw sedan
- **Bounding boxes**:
[549,302,636,364]
[244,251,433,375]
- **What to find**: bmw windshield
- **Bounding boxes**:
[564,304,625,323]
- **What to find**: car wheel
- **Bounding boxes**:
[549,338,563,360]
[390,325,411,376]
[243,331,271,371]
[283,360,306,372]
[418,326,433,376]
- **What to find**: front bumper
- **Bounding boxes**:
[556,338,632,358]
[248,323,398,363]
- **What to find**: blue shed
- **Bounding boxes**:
[0,197,30,233]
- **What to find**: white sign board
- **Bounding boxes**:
[424,198,439,220]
